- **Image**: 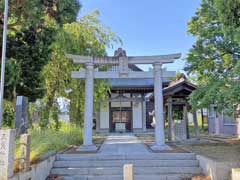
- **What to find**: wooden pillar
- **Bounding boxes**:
[142,95,147,132]
[183,105,189,139]
[167,97,174,141]
[163,104,166,129]
[96,101,101,133]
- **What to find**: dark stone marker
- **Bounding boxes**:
[15,96,29,135]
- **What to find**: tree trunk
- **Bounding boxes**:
[201,108,204,129]
[45,88,56,119]
[193,111,200,138]
[12,86,17,109]
[69,94,75,124]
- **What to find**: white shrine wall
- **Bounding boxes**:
[132,101,143,132]
[100,102,109,130]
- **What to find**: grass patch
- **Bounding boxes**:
[15,122,82,164]
[188,124,208,136]
[178,141,240,162]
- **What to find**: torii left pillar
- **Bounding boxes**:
[77,62,97,152]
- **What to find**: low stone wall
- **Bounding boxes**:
[208,116,240,136]
[10,152,56,180]
[196,155,240,180]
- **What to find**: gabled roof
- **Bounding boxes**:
[145,78,196,100]
[163,78,196,97]
[129,64,143,71]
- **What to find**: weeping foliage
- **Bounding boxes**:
[42,10,121,124]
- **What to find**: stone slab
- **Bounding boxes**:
[51,166,202,175]
[98,134,150,155]
[150,144,172,151]
[53,159,199,168]
[76,144,98,153]
[0,129,15,180]
[59,174,196,180]
[56,153,196,161]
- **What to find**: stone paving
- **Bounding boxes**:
[98,134,150,155]
[50,134,203,179]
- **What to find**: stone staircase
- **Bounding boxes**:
[50,153,202,180]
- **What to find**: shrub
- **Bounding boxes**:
[50,102,61,130]
[3,100,14,128]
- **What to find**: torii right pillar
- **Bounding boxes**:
[151,63,172,151]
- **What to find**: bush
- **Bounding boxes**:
[50,103,61,130]
[37,104,49,129]
[3,100,14,128]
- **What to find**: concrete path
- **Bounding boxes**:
[98,134,150,155]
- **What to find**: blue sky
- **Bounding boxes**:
[79,1,201,72]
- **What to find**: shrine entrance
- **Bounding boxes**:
[111,108,132,132]
[67,48,181,152]
[109,92,134,133]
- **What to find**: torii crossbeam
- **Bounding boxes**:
[67,48,181,152]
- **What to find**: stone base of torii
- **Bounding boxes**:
[67,48,181,152]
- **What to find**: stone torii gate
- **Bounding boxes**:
[67,48,181,151]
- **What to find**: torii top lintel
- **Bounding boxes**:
[66,48,181,65]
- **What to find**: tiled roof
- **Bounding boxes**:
[109,78,170,87]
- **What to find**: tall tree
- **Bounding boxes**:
[0,0,80,102]
[42,10,121,124]
[185,0,240,114]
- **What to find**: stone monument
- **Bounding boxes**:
[15,96,29,135]
[0,129,15,179]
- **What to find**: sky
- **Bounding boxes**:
[78,0,201,72]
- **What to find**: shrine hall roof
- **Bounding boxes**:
[109,78,170,87]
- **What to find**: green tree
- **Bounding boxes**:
[4,58,21,104]
[185,0,240,114]
[42,10,120,124]
[0,0,42,32]
[0,0,80,103]
[0,0,80,31]
[1,0,80,127]
[213,0,240,44]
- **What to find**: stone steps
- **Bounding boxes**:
[51,167,202,175]
[53,159,199,168]
[50,153,203,180]
[59,174,196,180]
[56,153,196,161]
